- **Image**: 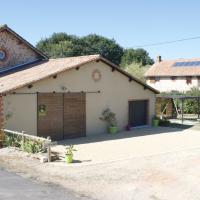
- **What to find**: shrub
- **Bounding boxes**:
[4,133,45,154]
[4,134,21,148]
[23,139,45,154]
[100,108,117,127]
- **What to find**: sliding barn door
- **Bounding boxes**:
[37,93,63,140]
[64,93,86,139]
[37,93,86,140]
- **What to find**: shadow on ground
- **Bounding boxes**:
[57,125,194,146]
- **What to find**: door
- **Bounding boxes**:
[129,100,148,127]
[37,93,63,140]
[37,93,86,140]
[64,93,86,139]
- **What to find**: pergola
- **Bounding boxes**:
[156,94,200,123]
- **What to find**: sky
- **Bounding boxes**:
[1,0,200,60]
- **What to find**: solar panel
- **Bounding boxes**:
[173,61,200,67]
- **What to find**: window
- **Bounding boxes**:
[155,77,160,82]
[186,76,192,84]
[0,50,6,61]
[149,77,156,83]
[171,76,177,81]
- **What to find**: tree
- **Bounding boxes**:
[82,34,124,65]
[36,33,124,65]
[121,48,154,67]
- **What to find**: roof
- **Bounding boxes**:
[145,57,200,77]
[0,54,158,94]
[0,24,48,60]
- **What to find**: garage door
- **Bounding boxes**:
[37,93,63,140]
[37,93,86,140]
[129,100,148,127]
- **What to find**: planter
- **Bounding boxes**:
[152,119,159,127]
[65,154,73,163]
[108,126,118,134]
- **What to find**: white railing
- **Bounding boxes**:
[3,129,53,162]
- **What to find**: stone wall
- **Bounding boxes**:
[0,30,41,69]
[0,95,4,148]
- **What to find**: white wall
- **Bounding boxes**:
[3,61,156,136]
[146,77,200,92]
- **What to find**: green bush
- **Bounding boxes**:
[161,87,200,114]
[4,134,45,154]
[4,134,22,148]
[23,139,45,154]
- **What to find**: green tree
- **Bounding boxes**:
[121,48,154,67]
[82,34,124,65]
[36,33,124,65]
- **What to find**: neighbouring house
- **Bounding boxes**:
[0,25,158,140]
[145,56,200,92]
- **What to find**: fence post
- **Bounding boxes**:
[47,136,51,162]
[22,131,25,150]
[47,143,51,162]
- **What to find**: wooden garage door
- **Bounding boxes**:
[37,93,86,140]
[37,93,63,140]
[64,93,86,139]
[129,100,148,127]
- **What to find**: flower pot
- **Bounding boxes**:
[108,126,118,134]
[65,154,73,163]
[152,119,159,127]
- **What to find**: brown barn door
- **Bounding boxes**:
[37,93,63,140]
[63,93,86,139]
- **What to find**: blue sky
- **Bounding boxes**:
[1,0,200,60]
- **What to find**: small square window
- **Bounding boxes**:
[186,76,192,84]
[155,77,160,82]
[171,76,177,81]
[149,77,156,83]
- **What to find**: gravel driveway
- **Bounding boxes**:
[52,126,200,165]
[0,126,200,200]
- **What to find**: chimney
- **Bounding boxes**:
[156,55,162,63]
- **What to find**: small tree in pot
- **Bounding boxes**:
[65,145,76,163]
[100,108,118,134]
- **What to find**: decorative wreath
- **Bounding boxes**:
[92,69,101,82]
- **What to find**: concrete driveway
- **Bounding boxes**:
[53,126,200,165]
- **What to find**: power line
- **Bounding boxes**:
[133,36,200,48]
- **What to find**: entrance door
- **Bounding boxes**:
[37,93,63,140]
[64,93,86,139]
[37,93,86,140]
[129,100,148,127]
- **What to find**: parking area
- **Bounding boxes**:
[52,125,200,165]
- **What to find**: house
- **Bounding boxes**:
[145,56,200,92]
[0,25,158,140]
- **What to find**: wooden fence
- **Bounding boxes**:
[3,129,53,162]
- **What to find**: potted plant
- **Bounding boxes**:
[100,108,118,134]
[65,145,76,163]
[125,124,131,131]
[152,115,159,127]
